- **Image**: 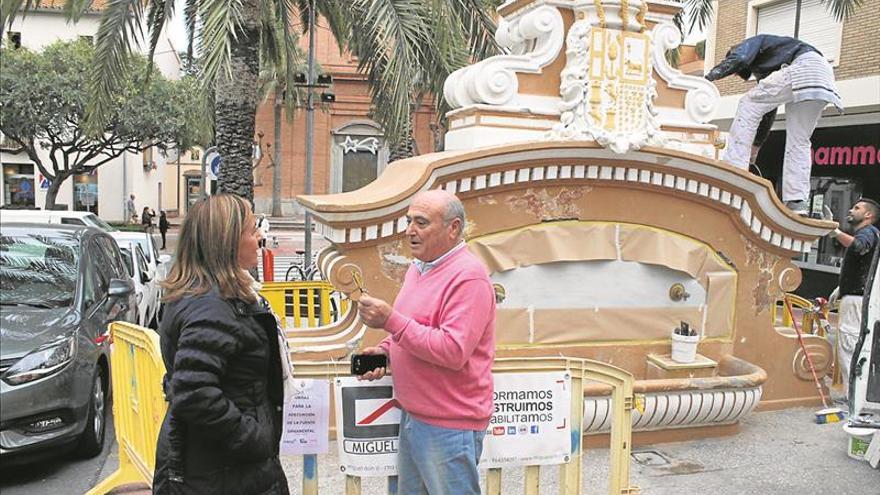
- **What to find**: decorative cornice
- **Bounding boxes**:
[297,142,835,254]
[443,5,565,109]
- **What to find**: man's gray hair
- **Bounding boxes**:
[443,195,466,238]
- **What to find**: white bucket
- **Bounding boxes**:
[842,424,874,461]
[670,332,700,363]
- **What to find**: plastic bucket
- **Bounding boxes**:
[842,424,873,461]
[670,332,699,363]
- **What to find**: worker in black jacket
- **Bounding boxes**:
[706,34,843,215]
[153,194,292,494]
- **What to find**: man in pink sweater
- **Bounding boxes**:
[357,189,496,495]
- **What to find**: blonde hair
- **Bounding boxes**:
[161,193,259,304]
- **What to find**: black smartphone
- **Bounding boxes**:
[351,353,387,375]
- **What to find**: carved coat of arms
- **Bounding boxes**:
[552,19,661,153]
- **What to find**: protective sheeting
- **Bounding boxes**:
[469,221,737,344]
[490,260,707,308]
[495,307,708,344]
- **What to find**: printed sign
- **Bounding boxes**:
[39,174,50,190]
[480,371,572,468]
[334,376,400,476]
[333,372,573,474]
[280,378,330,455]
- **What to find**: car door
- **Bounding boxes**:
[78,238,111,362]
[116,243,145,325]
[97,236,137,324]
[134,245,159,327]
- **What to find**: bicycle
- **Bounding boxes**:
[284,249,321,282]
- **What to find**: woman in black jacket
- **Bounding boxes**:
[153,194,292,494]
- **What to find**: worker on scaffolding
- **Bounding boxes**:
[706,34,843,216]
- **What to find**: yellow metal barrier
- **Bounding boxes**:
[86,322,167,495]
[294,357,639,495]
[261,281,350,328]
[773,293,831,335]
[88,325,637,494]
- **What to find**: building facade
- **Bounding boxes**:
[707,0,880,294]
[0,1,180,222]
[250,21,438,216]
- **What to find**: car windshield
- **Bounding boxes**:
[85,214,117,232]
[0,232,79,307]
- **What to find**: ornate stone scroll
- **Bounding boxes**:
[443,5,564,110]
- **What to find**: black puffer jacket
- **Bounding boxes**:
[152,290,289,495]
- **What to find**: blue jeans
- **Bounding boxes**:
[397,410,486,495]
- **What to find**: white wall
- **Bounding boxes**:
[8,11,180,79]
[1,8,180,221]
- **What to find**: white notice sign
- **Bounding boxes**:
[280,378,330,455]
[480,371,572,468]
[334,376,399,477]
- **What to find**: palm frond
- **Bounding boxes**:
[344,0,430,143]
[682,0,716,35]
[85,0,147,135]
[199,0,245,85]
[1,0,39,36]
[62,0,93,22]
[823,0,863,21]
[183,0,198,61]
[145,0,174,82]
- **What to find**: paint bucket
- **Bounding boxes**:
[671,332,699,363]
[842,424,873,461]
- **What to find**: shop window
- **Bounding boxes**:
[73,171,99,215]
[185,175,202,212]
[143,146,156,170]
[330,121,388,193]
[2,163,35,207]
[749,0,843,64]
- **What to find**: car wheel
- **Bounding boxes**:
[76,367,107,458]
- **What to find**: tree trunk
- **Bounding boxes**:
[43,172,69,210]
[272,93,283,217]
[388,115,416,162]
[214,0,261,201]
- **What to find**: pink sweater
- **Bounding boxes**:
[378,246,496,430]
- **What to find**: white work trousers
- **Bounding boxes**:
[723,66,826,202]
[837,295,863,398]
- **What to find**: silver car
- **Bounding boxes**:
[0,224,136,463]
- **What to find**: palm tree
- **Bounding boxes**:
[257,19,308,217]
[2,0,497,201]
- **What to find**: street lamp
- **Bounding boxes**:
[293,0,335,270]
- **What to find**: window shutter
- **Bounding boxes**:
[755,0,841,62]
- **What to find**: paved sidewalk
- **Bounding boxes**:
[97,406,875,494]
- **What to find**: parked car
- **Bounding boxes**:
[109,231,170,283]
[0,224,135,463]
[115,241,160,328]
[0,209,116,232]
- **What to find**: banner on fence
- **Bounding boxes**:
[334,376,400,477]
[480,371,572,468]
[280,378,330,455]
[333,372,572,475]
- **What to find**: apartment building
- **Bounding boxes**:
[0,0,180,221]
[706,0,880,294]
[250,20,438,217]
